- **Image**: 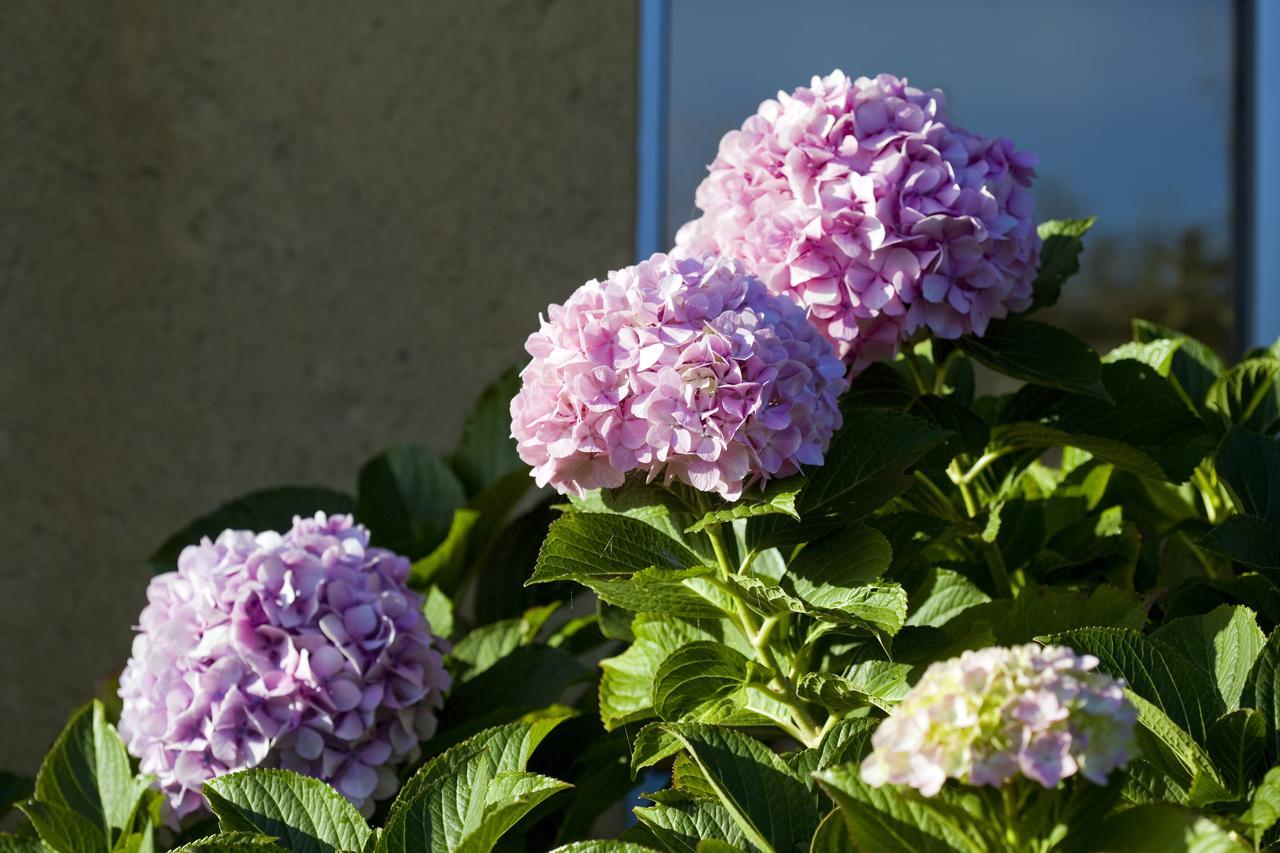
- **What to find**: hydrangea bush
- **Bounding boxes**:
[7,70,1280,853]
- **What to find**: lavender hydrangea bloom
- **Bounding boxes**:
[510,253,848,500]
[675,70,1040,371]
[860,644,1136,796]
[118,513,450,822]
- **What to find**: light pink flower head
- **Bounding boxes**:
[860,644,1136,796]
[675,71,1040,371]
[118,514,451,823]
[510,253,847,500]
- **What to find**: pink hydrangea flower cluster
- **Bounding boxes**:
[118,513,450,822]
[510,253,847,499]
[860,644,1136,796]
[675,70,1040,371]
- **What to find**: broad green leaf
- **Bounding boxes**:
[907,394,990,465]
[791,410,950,526]
[1124,692,1221,798]
[204,770,369,853]
[357,445,465,559]
[685,478,802,533]
[1216,428,1280,520]
[1030,217,1095,310]
[797,662,911,713]
[379,716,570,853]
[1151,606,1265,710]
[453,771,571,853]
[18,801,107,853]
[1207,358,1280,435]
[448,366,525,499]
[529,513,703,584]
[170,834,280,851]
[634,795,752,853]
[599,615,729,730]
[905,568,991,628]
[447,603,559,682]
[1132,319,1225,413]
[645,724,820,853]
[1067,803,1246,852]
[653,642,752,723]
[1205,709,1266,795]
[1242,766,1280,845]
[548,843,661,853]
[0,836,49,853]
[1044,627,1221,743]
[1245,628,1280,763]
[809,809,852,853]
[430,647,589,751]
[584,566,723,620]
[956,318,1110,401]
[814,765,987,853]
[993,360,1212,483]
[785,524,892,590]
[422,585,454,640]
[1105,338,1185,375]
[975,584,1146,645]
[747,573,907,636]
[1199,515,1280,570]
[409,508,481,590]
[34,702,141,837]
[147,487,354,574]
[630,724,685,775]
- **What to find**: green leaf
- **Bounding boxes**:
[770,574,907,637]
[357,445,465,560]
[170,833,281,851]
[993,360,1213,483]
[1124,692,1221,798]
[976,584,1146,645]
[785,523,892,590]
[548,843,660,853]
[809,809,852,853]
[1199,515,1280,570]
[18,801,107,853]
[380,716,569,853]
[1205,709,1266,796]
[1245,628,1280,763]
[584,566,723,620]
[409,508,481,590]
[449,366,526,499]
[790,410,950,528]
[1216,429,1280,521]
[1207,358,1280,435]
[34,702,142,838]
[1132,320,1224,409]
[422,585,454,640]
[814,765,987,853]
[905,568,991,628]
[1044,627,1222,743]
[599,615,727,731]
[956,318,1110,401]
[1068,803,1246,853]
[147,487,354,574]
[453,771,571,853]
[644,724,820,853]
[633,795,752,853]
[0,837,50,853]
[1105,338,1185,375]
[203,769,370,853]
[1242,766,1280,845]
[1151,606,1265,711]
[685,478,802,533]
[652,642,752,723]
[447,603,559,682]
[529,513,703,584]
[797,662,911,713]
[907,394,990,465]
[1030,217,1095,310]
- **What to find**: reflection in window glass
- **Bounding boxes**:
[666,0,1233,354]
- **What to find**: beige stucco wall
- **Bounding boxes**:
[0,0,637,773]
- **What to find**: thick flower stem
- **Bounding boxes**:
[947,460,980,517]
[704,518,822,746]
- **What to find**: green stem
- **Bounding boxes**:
[948,460,980,517]
[1192,464,1227,524]
[982,540,1014,598]
[901,346,931,394]
[914,470,961,522]
[961,448,1011,485]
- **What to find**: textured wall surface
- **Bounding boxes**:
[0,0,636,773]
